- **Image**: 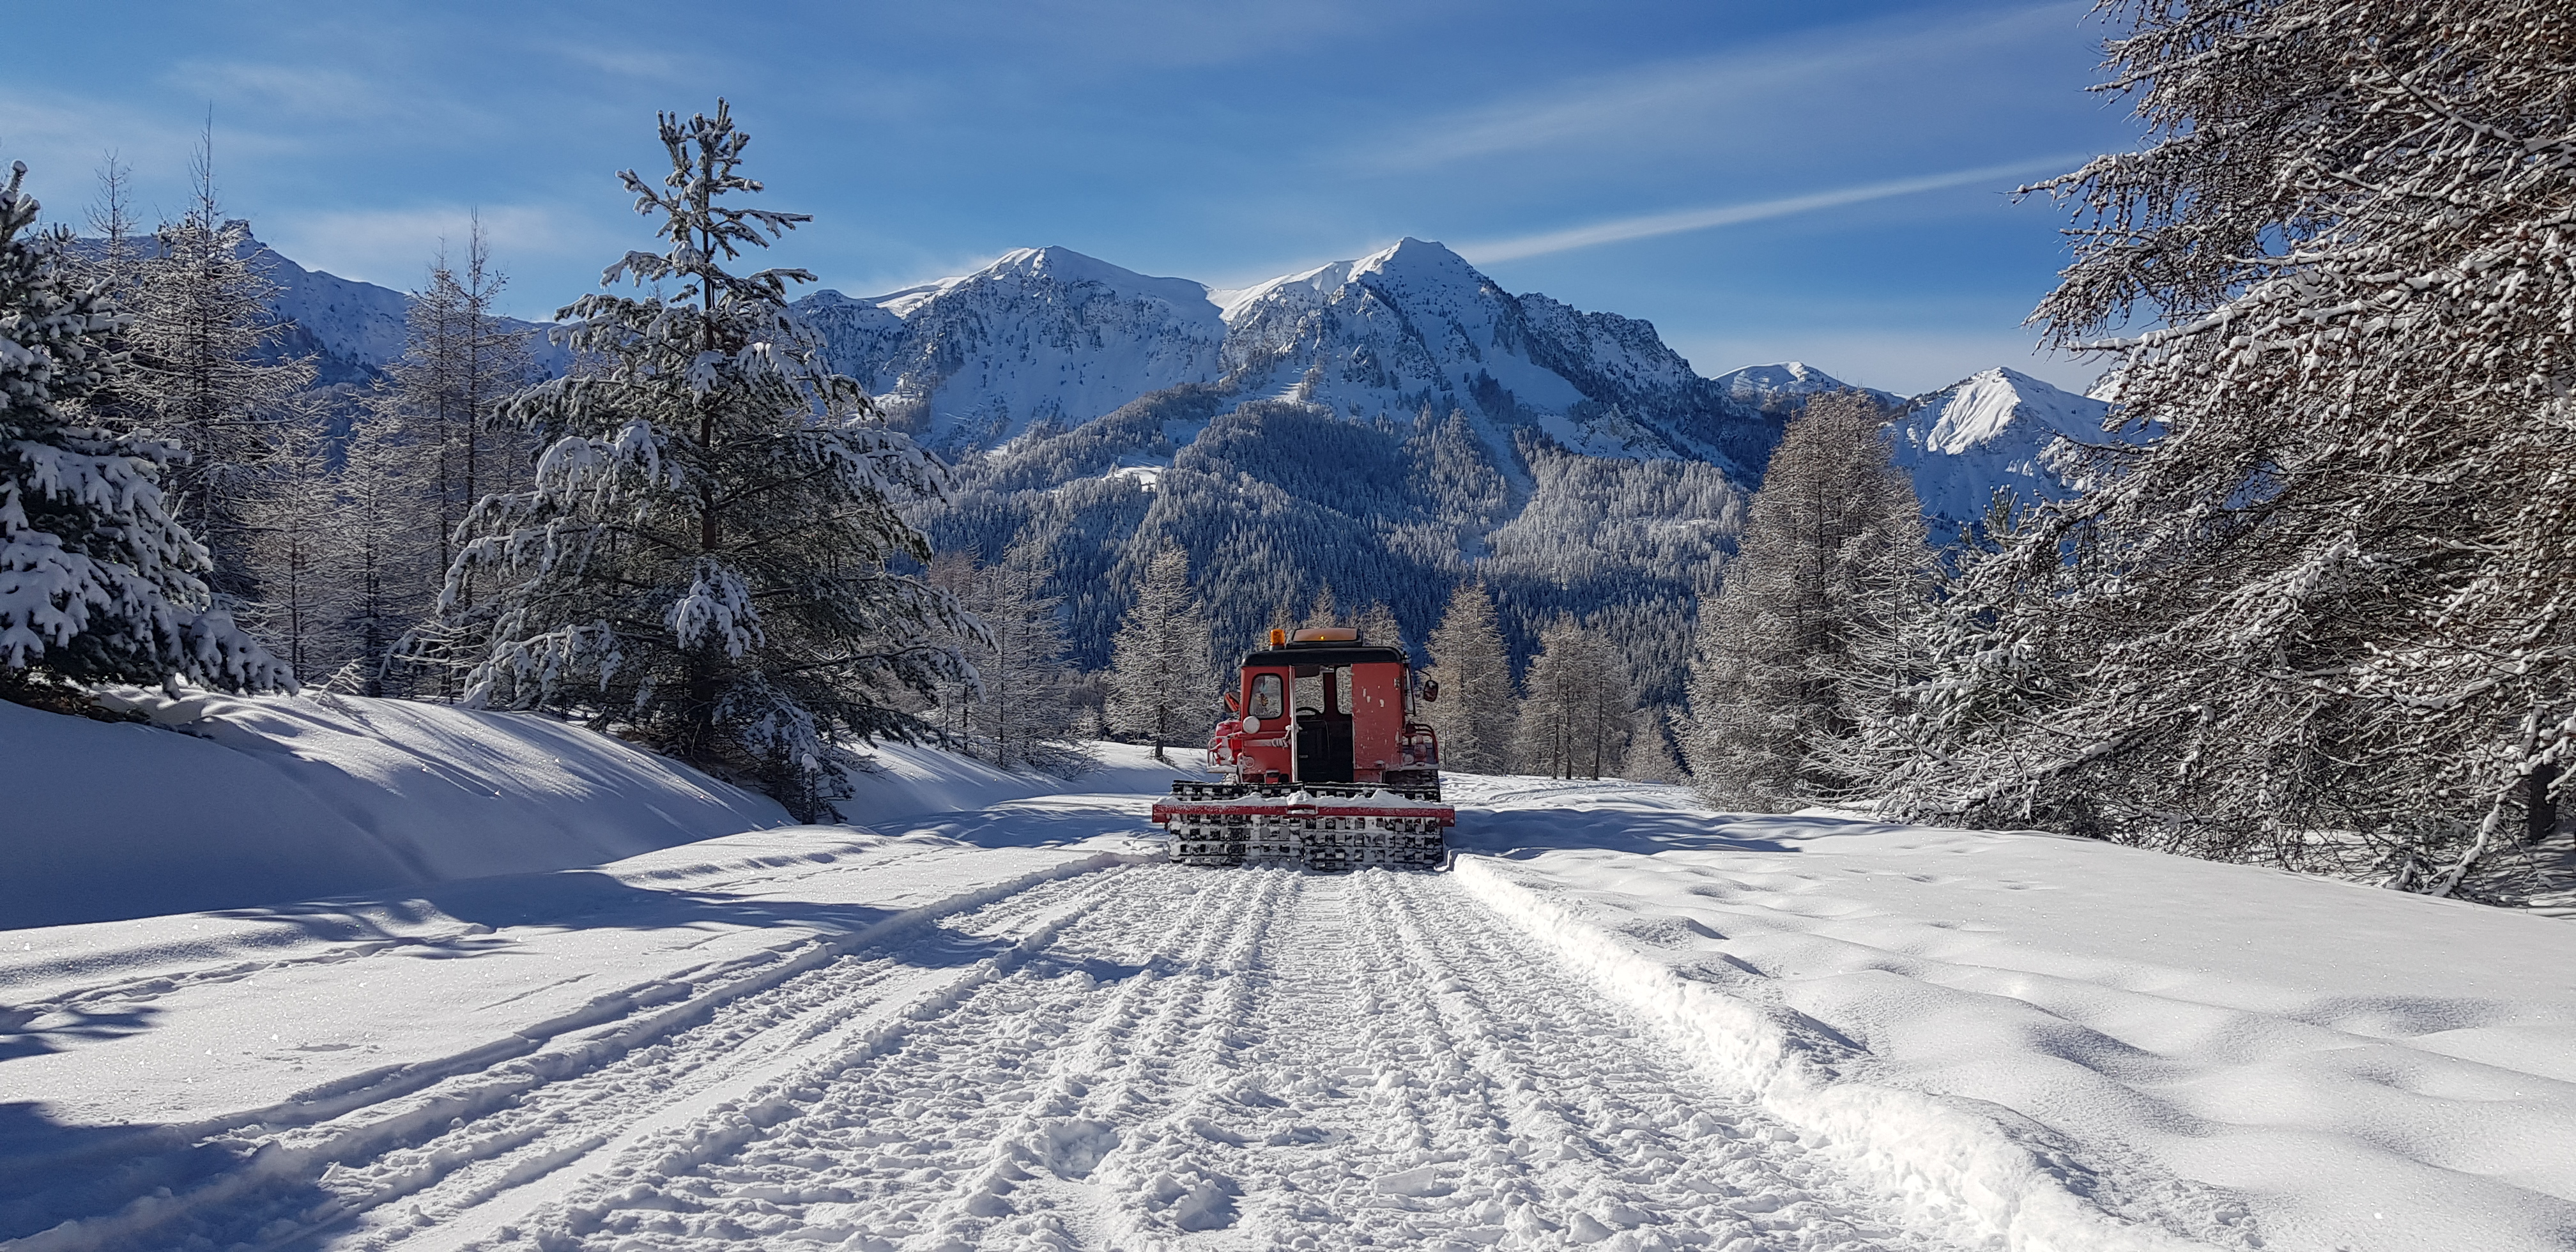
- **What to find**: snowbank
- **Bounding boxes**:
[1446,774,2576,1252]
[834,738,1199,825]
[0,693,790,929]
[0,687,1198,931]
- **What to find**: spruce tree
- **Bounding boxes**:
[0,160,289,700]
[1107,542,1213,761]
[1423,580,1515,772]
[438,102,968,818]
[1685,392,1924,811]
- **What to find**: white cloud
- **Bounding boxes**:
[1453,155,2083,264]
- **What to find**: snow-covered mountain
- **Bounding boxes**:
[799,247,1226,452]
[242,234,572,385]
[1884,367,2141,536]
[796,238,1784,477]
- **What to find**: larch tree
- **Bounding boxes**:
[242,404,341,681]
[372,230,533,690]
[436,101,969,818]
[1887,1,2576,895]
[1423,579,1515,772]
[1685,392,1924,811]
[328,406,431,695]
[1621,705,1688,783]
[956,538,1083,774]
[1513,615,1636,780]
[0,160,289,705]
[1107,541,1213,761]
[121,130,312,601]
[1356,601,1406,655]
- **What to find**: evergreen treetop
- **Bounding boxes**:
[440,102,968,817]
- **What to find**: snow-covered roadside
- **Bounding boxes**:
[1446,774,2576,1252]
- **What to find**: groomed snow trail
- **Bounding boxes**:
[62,867,1972,1252]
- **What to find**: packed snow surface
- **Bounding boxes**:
[5,765,2566,1251]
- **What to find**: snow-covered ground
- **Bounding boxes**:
[3,750,2570,1251]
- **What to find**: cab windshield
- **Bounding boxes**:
[1249,673,1284,721]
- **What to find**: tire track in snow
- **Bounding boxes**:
[450,867,1967,1252]
[8,864,1133,1252]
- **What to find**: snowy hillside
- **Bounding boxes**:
[0,691,790,928]
[1885,365,2144,535]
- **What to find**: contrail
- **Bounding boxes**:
[1455,155,2089,264]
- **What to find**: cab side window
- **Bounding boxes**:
[1250,673,1284,720]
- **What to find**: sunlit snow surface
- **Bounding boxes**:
[1,757,2568,1251]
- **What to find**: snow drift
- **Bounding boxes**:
[0,692,792,929]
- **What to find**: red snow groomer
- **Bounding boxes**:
[1153,626,1455,869]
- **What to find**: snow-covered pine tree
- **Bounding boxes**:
[1685,392,1922,811]
[121,131,313,601]
[0,160,290,703]
[1423,579,1515,772]
[1909,1,2576,892]
[439,102,969,818]
[1513,615,1635,780]
[1107,541,1213,761]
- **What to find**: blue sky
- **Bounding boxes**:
[4,1,2143,395]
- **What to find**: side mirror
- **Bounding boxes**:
[1420,679,1439,703]
[1223,692,1241,714]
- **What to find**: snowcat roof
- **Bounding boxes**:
[1239,643,1409,669]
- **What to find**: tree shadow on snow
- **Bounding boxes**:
[874,800,1157,850]
[1453,804,1809,859]
[0,1101,332,1247]
[203,869,1020,971]
[0,1002,163,1062]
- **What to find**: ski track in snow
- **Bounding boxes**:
[49,866,1972,1252]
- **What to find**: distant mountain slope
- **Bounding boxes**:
[799,247,1225,452]
[796,238,1786,478]
[243,234,571,385]
[1885,367,2144,536]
